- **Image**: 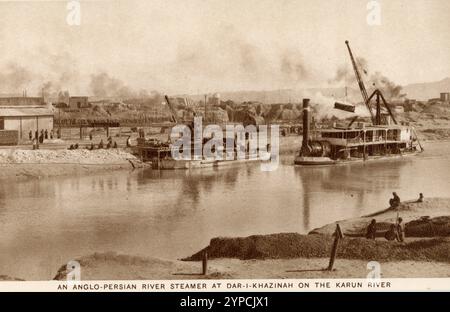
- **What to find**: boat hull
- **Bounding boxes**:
[159,157,261,169]
[294,151,420,166]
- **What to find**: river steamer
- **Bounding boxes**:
[295,41,424,166]
[135,137,263,169]
[294,100,422,166]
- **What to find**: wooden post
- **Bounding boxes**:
[327,224,343,271]
[202,250,208,275]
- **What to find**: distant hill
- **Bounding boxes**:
[186,87,360,104]
[402,77,450,101]
[184,77,450,104]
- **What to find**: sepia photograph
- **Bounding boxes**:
[0,0,449,295]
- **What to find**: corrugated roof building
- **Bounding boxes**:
[0,97,54,141]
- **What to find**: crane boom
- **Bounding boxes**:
[164,95,179,124]
[345,40,375,124]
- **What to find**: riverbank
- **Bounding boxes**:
[47,197,450,281]
[52,252,450,280]
[0,148,143,179]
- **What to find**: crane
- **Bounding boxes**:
[345,40,374,123]
[164,95,179,124]
[165,95,198,124]
[344,40,397,126]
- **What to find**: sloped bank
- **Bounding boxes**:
[184,198,450,263]
[309,198,450,237]
[183,233,450,263]
[0,148,144,179]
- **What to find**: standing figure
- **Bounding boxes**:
[396,218,405,242]
[365,219,377,240]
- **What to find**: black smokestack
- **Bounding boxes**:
[302,98,310,154]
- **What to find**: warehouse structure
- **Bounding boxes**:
[0,96,54,142]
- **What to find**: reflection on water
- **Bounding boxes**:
[0,141,449,280]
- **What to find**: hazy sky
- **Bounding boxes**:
[0,0,449,95]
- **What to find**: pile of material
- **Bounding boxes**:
[184,233,450,263]
[0,148,137,164]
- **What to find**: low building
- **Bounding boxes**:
[0,96,54,141]
[0,96,45,106]
[68,96,89,110]
[0,107,54,140]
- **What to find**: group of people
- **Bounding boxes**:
[366,217,405,242]
[98,136,118,149]
[29,129,58,144]
[67,136,119,150]
[365,192,425,242]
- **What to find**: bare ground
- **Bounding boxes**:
[51,252,450,280]
[0,148,144,179]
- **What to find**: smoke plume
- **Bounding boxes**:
[89,72,146,99]
[330,56,404,99]
[0,62,34,94]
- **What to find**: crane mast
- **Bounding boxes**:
[164,95,179,124]
[344,41,397,126]
[345,40,375,124]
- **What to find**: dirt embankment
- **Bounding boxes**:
[52,252,450,280]
[44,198,450,281]
[417,128,450,141]
[184,233,450,263]
[310,198,450,237]
[0,149,143,179]
[184,198,450,263]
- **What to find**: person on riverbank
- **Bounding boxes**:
[39,131,44,144]
[417,193,424,203]
[44,129,48,140]
[126,136,131,147]
[396,217,405,242]
[98,139,104,149]
[389,192,401,208]
[365,219,377,240]
[29,130,32,141]
[385,224,397,241]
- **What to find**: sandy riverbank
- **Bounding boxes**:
[310,198,450,236]
[46,198,450,281]
[51,252,450,280]
[0,149,143,180]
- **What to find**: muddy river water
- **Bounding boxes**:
[1,141,449,280]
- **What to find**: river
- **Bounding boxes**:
[1,141,449,280]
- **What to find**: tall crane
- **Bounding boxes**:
[164,95,198,124]
[345,40,397,126]
[164,95,179,124]
[345,40,375,124]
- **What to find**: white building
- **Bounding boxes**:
[0,97,54,141]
